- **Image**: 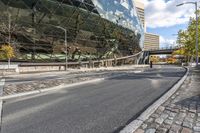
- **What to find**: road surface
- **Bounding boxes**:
[4,67,144,85]
[1,66,185,133]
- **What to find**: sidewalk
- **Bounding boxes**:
[135,67,200,133]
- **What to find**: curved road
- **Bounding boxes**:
[1,66,185,133]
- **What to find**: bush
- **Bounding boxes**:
[0,44,15,60]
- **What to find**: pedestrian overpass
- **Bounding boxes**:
[139,47,180,64]
[148,48,179,55]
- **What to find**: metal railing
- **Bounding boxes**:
[18,51,143,68]
[146,46,180,52]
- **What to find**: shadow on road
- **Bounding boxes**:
[108,71,185,81]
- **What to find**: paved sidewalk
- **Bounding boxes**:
[135,67,200,133]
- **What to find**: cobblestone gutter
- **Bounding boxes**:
[3,77,90,95]
[3,70,136,96]
[135,67,200,133]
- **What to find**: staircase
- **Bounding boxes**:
[138,51,150,64]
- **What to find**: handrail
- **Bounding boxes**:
[146,47,180,52]
[19,51,143,67]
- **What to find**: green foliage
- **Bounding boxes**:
[176,11,200,60]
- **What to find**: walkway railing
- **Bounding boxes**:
[146,46,180,52]
[18,51,143,69]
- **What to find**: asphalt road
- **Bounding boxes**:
[1,66,186,133]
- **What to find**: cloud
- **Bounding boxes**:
[160,36,177,48]
[143,0,196,28]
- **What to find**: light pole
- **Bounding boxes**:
[8,13,11,68]
[55,26,68,70]
[177,2,199,66]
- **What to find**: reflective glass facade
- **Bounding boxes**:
[0,0,144,62]
[93,0,144,48]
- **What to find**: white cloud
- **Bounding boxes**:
[160,36,177,48]
[143,0,196,28]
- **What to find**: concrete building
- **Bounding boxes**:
[144,33,160,50]
[134,0,160,51]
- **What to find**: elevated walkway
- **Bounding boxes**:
[145,48,179,55]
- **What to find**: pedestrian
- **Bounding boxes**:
[150,61,153,68]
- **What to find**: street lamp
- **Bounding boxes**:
[55,26,68,70]
[176,2,199,66]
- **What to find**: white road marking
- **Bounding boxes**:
[134,71,142,73]
[0,77,5,126]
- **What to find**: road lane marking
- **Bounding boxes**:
[0,77,5,131]
[133,71,142,73]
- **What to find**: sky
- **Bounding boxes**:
[141,0,198,48]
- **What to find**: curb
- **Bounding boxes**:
[0,77,5,129]
[0,78,104,100]
[0,72,138,100]
[120,67,189,133]
[6,65,148,77]
[0,100,3,123]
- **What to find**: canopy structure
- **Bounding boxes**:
[0,0,144,62]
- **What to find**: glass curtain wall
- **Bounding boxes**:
[0,0,144,62]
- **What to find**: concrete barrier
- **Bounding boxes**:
[0,64,19,75]
[1,52,143,74]
[19,66,66,73]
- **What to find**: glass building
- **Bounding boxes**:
[0,0,144,62]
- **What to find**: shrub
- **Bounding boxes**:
[0,44,15,60]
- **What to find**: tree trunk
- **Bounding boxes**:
[8,58,10,69]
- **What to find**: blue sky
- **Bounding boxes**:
[147,24,188,48]
[142,0,197,48]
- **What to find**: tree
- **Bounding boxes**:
[176,11,200,63]
[150,55,159,63]
[0,44,15,68]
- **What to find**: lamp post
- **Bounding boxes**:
[8,13,11,68]
[177,2,199,66]
[55,26,68,70]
